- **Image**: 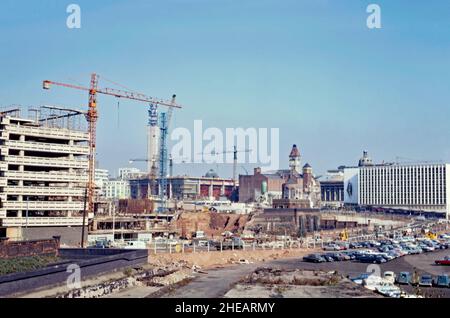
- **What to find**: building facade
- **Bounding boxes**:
[319,168,345,208]
[103,179,130,199]
[0,108,90,245]
[344,163,450,216]
[130,174,235,202]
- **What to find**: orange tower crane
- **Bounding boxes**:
[43,73,182,214]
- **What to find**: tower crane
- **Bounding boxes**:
[198,147,252,188]
[42,73,182,215]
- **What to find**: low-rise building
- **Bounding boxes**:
[319,168,345,208]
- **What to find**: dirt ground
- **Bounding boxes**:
[174,211,251,238]
[149,248,319,270]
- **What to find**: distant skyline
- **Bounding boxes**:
[1,0,449,178]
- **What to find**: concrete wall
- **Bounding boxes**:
[20,226,87,247]
[0,248,148,297]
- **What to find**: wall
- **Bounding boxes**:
[0,237,60,259]
[343,167,359,204]
[20,226,87,247]
[0,248,148,297]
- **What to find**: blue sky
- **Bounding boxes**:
[0,0,449,178]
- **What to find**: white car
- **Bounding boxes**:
[323,244,341,251]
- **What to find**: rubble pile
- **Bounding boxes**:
[243,268,341,286]
[225,268,379,298]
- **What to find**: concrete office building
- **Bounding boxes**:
[344,155,450,217]
[0,107,90,245]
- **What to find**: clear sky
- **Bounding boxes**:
[0,0,449,178]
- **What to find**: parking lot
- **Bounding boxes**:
[295,236,450,298]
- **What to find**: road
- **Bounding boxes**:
[159,249,450,298]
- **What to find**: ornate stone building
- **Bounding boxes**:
[273,145,321,209]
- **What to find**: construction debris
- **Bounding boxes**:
[225,268,380,298]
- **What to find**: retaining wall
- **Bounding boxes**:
[0,248,148,297]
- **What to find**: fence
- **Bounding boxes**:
[149,239,315,255]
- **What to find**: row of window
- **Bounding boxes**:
[359,166,447,206]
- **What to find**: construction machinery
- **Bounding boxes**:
[339,228,349,241]
[43,73,182,215]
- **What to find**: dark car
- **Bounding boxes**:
[419,274,433,287]
[322,254,335,262]
[349,242,362,249]
[303,254,326,263]
[358,254,386,264]
[342,251,357,260]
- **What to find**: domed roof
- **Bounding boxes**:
[205,169,219,178]
[289,144,300,158]
[303,163,312,169]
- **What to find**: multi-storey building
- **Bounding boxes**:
[344,162,450,217]
[0,107,90,245]
[103,179,130,199]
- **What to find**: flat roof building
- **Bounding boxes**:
[344,161,450,217]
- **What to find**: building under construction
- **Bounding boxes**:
[130,173,236,203]
[0,106,90,246]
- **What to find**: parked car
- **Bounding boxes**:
[383,271,396,284]
[419,274,433,287]
[420,244,435,252]
[435,256,450,265]
[358,254,386,264]
[350,273,371,285]
[434,274,450,288]
[350,242,363,249]
[303,254,326,263]
[335,252,350,261]
[397,272,412,285]
[322,254,335,262]
[323,244,341,251]
[342,251,357,260]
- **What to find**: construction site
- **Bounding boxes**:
[0,73,422,247]
[0,73,448,300]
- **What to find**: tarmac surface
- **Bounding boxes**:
[160,249,450,298]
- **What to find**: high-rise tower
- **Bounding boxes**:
[147,104,160,175]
